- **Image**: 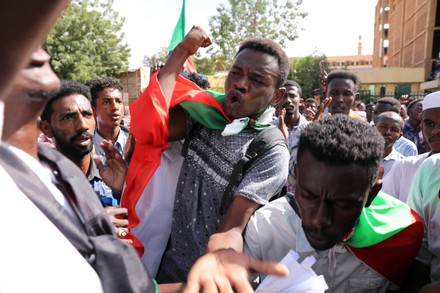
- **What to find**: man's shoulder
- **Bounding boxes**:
[251,196,298,224]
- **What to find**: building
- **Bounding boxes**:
[373,0,440,92]
[327,36,373,70]
[117,66,150,105]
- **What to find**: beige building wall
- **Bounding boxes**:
[117,66,150,105]
[373,0,439,77]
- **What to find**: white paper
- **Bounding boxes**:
[255,250,328,293]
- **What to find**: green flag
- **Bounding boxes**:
[169,0,186,52]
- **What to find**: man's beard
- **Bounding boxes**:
[53,131,93,160]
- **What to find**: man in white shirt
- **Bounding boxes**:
[244,115,423,292]
[382,91,440,202]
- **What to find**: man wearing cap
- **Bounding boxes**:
[382,91,440,202]
[403,91,440,291]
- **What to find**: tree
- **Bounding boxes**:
[142,46,169,67]
[289,55,330,98]
[44,0,130,82]
[208,0,307,62]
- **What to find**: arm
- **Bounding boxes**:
[157,26,211,141]
[0,0,68,97]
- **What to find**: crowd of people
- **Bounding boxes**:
[1,2,440,292]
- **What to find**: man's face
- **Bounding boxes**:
[408,102,423,122]
[295,150,370,251]
[326,78,357,115]
[375,117,402,150]
[93,87,124,129]
[224,48,281,119]
[422,108,440,153]
[7,47,60,102]
[279,85,300,116]
[305,101,317,113]
[44,94,95,159]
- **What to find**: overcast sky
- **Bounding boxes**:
[112,0,377,69]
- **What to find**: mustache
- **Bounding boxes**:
[70,131,93,143]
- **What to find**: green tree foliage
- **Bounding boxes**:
[142,46,169,67]
[289,56,330,98]
[208,0,307,62]
[44,0,130,82]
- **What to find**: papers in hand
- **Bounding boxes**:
[255,250,328,293]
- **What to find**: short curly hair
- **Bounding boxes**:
[40,80,91,122]
[284,80,302,97]
[376,97,401,114]
[236,38,290,89]
[298,114,384,188]
[327,70,360,92]
[85,77,123,107]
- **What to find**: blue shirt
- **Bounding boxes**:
[87,156,118,207]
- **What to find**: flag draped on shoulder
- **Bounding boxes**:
[343,192,423,286]
[121,73,230,254]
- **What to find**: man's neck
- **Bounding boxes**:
[384,146,393,157]
[97,125,120,144]
[284,113,300,129]
[65,152,91,176]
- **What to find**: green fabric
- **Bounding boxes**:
[153,279,159,293]
[179,90,273,132]
[169,0,186,51]
[345,192,413,248]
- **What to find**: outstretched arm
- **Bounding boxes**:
[0,0,68,97]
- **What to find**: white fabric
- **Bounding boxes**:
[0,165,103,293]
[131,140,184,277]
[221,107,275,136]
[244,197,393,292]
[422,91,440,111]
[382,152,430,202]
[407,153,440,281]
[382,148,404,177]
[8,145,83,228]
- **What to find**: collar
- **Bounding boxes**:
[383,148,402,161]
[221,106,275,136]
[86,155,102,181]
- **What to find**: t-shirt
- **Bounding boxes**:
[407,153,440,281]
[157,119,290,283]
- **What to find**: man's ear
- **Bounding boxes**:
[355,92,360,101]
[365,165,384,207]
[270,87,286,107]
[38,120,54,138]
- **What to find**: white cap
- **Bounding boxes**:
[423,91,440,111]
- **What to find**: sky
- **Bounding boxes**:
[113,0,378,69]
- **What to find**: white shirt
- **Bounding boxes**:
[407,153,440,281]
[382,152,430,202]
[131,140,184,277]
[0,164,103,292]
[244,197,392,292]
[382,148,404,177]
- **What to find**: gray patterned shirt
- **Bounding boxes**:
[156,121,289,282]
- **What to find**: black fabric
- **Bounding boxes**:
[0,144,155,293]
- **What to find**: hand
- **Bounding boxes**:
[319,60,328,91]
[304,107,316,121]
[123,131,136,165]
[93,140,127,195]
[178,25,212,56]
[104,205,129,237]
[313,97,332,121]
[184,249,289,293]
[278,109,289,140]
